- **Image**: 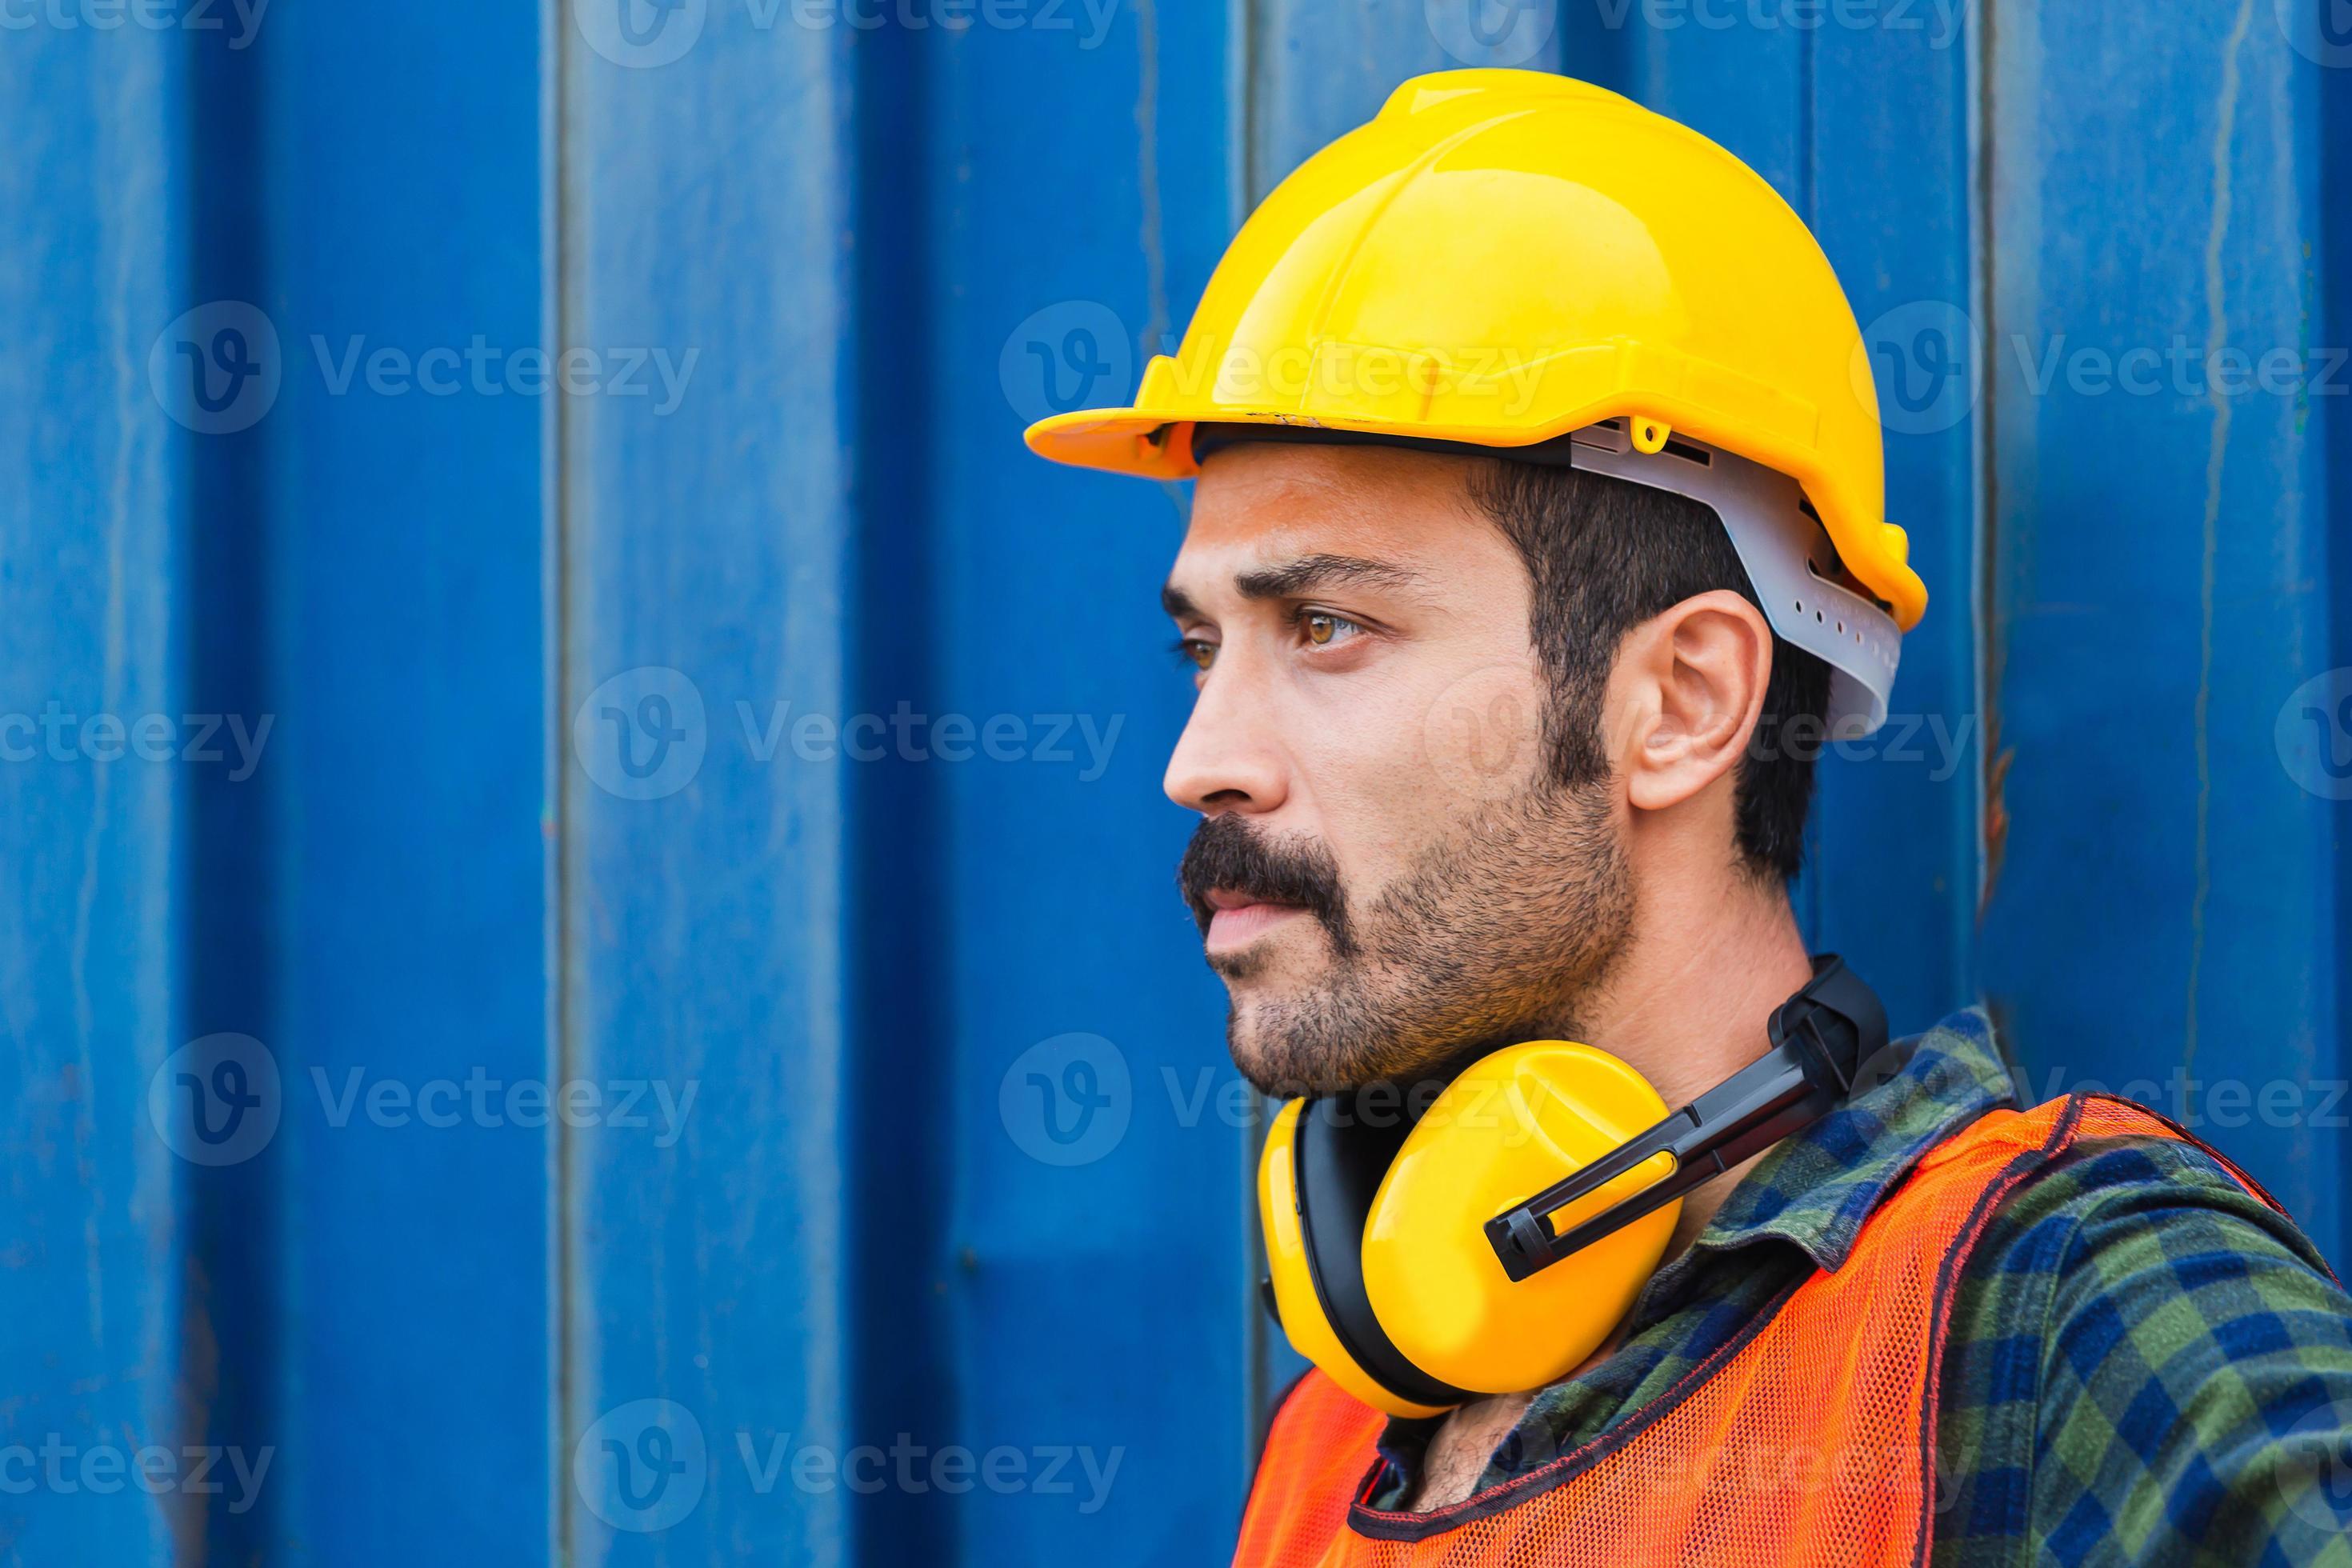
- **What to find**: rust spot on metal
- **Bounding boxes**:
[1980,720,2013,920]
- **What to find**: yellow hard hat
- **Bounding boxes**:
[1024,68,1925,637]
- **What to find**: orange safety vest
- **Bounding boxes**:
[1234,1094,2280,1568]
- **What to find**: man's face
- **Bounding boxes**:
[1163,442,1635,1097]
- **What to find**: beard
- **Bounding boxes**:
[1175,778,1634,1097]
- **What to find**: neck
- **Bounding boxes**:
[1575,851,1814,1256]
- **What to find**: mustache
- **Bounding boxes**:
[1175,815,1354,955]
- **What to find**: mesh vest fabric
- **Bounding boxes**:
[1233,1095,2275,1567]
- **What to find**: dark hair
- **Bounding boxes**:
[1468,460,1831,882]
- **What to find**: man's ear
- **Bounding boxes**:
[1606,590,1773,814]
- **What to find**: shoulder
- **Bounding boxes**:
[1966,1115,2341,1302]
[1930,1106,2352,1564]
[1951,1112,2349,1376]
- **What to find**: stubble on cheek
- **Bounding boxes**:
[1214,777,1633,1098]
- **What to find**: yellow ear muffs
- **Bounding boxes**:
[1256,957,1887,1418]
[1362,1043,1680,1398]
[1258,1045,1679,1418]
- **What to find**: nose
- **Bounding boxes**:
[1163,664,1290,817]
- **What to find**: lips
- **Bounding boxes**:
[1203,897,1308,952]
[1177,814,1354,958]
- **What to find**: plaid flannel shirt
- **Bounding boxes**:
[1364,1009,2352,1564]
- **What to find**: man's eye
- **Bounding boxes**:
[1173,637,1217,671]
[1301,611,1362,648]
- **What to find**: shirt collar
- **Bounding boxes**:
[1626,1006,2018,1326]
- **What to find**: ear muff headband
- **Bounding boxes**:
[1484,956,1888,1281]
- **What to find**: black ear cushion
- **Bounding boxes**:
[1294,1093,1473,1411]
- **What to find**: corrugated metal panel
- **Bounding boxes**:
[1980,1,2350,1257]
[4,6,2346,1563]
[260,2,550,1557]
[1,23,186,1566]
[557,16,864,1566]
[2,6,550,1563]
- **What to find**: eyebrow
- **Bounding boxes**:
[1161,554,1426,621]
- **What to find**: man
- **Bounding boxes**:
[1028,70,2352,1566]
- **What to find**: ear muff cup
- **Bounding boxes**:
[1260,1050,1681,1417]
[1362,1042,1682,1396]
[1291,1093,1474,1414]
